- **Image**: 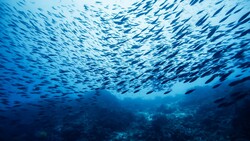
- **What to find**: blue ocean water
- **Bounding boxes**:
[0,0,250,140]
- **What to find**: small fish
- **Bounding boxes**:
[238,11,250,23]
[134,89,140,93]
[230,91,242,97]
[214,97,225,103]
[197,10,204,15]
[225,4,238,15]
[237,29,250,38]
[121,90,128,94]
[212,83,221,89]
[117,81,126,86]
[59,69,70,73]
[212,5,224,17]
[196,14,209,26]
[207,26,219,39]
[215,0,223,5]
[219,70,234,82]
[189,76,199,83]
[219,14,230,23]
[232,49,245,59]
[205,74,218,84]
[185,89,195,94]
[218,102,233,108]
[233,93,248,101]
[210,34,225,42]
[164,90,171,94]
[146,90,154,94]
[190,0,199,6]
[229,76,250,86]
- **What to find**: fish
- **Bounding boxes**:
[196,14,209,26]
[219,14,230,23]
[229,76,250,86]
[214,97,225,103]
[185,89,195,94]
[190,0,199,6]
[210,33,225,42]
[212,5,224,17]
[197,10,204,15]
[121,90,129,94]
[205,74,218,84]
[164,90,171,94]
[233,93,248,101]
[207,26,219,39]
[230,91,242,97]
[238,11,250,23]
[217,101,234,108]
[212,83,221,89]
[219,70,234,82]
[226,4,238,15]
[189,76,199,83]
[134,89,140,93]
[146,90,154,94]
[236,29,250,38]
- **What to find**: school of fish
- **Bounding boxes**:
[0,0,250,108]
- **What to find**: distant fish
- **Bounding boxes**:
[164,90,171,94]
[121,90,128,94]
[189,76,199,83]
[229,76,250,86]
[134,89,140,93]
[233,93,248,101]
[219,14,230,23]
[212,83,221,89]
[214,97,225,103]
[230,91,242,97]
[212,5,224,17]
[205,74,218,84]
[196,14,209,26]
[146,90,154,94]
[215,0,223,5]
[225,4,238,15]
[219,70,234,82]
[238,11,250,23]
[207,26,219,39]
[218,101,233,108]
[190,0,199,6]
[237,29,250,38]
[185,89,195,94]
[210,33,225,42]
[197,10,204,15]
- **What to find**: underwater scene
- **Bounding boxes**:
[0,0,250,140]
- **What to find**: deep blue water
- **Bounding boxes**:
[0,0,250,140]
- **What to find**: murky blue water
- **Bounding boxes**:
[0,0,250,140]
